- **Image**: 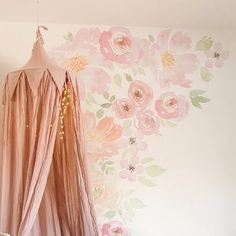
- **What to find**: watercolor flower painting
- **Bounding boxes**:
[50,26,229,235]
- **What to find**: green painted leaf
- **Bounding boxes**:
[138,176,156,187]
[109,95,116,102]
[101,103,112,108]
[87,93,96,104]
[125,73,133,82]
[166,121,177,127]
[114,74,122,87]
[123,120,132,129]
[191,97,202,109]
[195,36,213,51]
[124,201,135,217]
[149,34,155,43]
[141,158,155,164]
[200,67,212,82]
[197,96,210,103]
[138,67,145,75]
[146,165,165,177]
[130,198,146,209]
[68,32,73,41]
[189,90,205,97]
[104,210,117,218]
[103,91,110,100]
[105,161,114,165]
[96,108,104,119]
[125,189,135,197]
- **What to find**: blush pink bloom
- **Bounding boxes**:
[135,110,160,135]
[112,98,137,119]
[117,128,147,156]
[101,221,131,236]
[120,156,144,182]
[128,80,153,108]
[155,92,189,120]
[79,67,111,94]
[99,26,141,64]
[152,29,198,88]
[83,111,122,162]
[205,42,229,68]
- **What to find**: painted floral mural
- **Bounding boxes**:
[50,26,229,235]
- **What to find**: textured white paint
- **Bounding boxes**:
[0,0,235,29]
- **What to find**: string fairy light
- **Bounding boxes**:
[59,84,70,140]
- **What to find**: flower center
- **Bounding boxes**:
[111,36,131,55]
[65,56,87,73]
[144,117,155,128]
[128,165,135,172]
[122,104,130,112]
[129,137,136,145]
[165,98,178,109]
[161,52,175,70]
[214,52,220,59]
[134,90,143,98]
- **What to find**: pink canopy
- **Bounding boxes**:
[0,26,99,236]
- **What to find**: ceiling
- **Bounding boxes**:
[0,0,235,29]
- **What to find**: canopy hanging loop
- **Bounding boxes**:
[36,25,48,44]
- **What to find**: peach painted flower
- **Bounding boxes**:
[99,26,141,64]
[101,221,131,236]
[205,42,229,68]
[120,156,144,182]
[152,30,198,88]
[135,110,160,135]
[155,92,189,120]
[90,171,122,214]
[128,80,153,108]
[83,111,122,162]
[112,98,136,119]
[117,128,147,156]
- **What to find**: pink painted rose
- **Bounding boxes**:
[120,156,144,182]
[117,128,147,156]
[79,67,111,94]
[128,80,153,108]
[135,110,160,135]
[151,30,198,88]
[155,92,189,120]
[99,26,141,64]
[205,42,229,68]
[83,111,122,162]
[112,98,136,119]
[101,221,131,236]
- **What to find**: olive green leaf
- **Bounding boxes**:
[101,103,112,108]
[129,198,146,209]
[138,176,156,187]
[96,108,104,119]
[103,91,110,100]
[141,158,155,164]
[104,210,117,218]
[200,67,213,82]
[146,165,165,177]
[189,90,211,109]
[125,73,133,82]
[195,36,213,51]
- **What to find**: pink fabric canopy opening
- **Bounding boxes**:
[0,26,99,236]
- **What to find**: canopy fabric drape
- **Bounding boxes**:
[0,26,99,236]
